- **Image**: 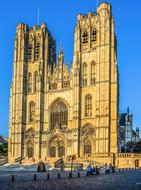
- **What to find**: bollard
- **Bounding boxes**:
[34,174,36,181]
[96,169,99,175]
[112,168,115,173]
[87,171,89,176]
[78,172,80,178]
[12,175,14,182]
[69,172,72,178]
[119,169,120,172]
[47,173,50,180]
[58,173,60,179]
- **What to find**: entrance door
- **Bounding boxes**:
[50,146,56,157]
[135,160,139,168]
[58,146,65,157]
[28,145,34,158]
[84,145,91,156]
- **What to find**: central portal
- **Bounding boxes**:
[27,142,34,158]
[49,137,65,158]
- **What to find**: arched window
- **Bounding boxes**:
[85,94,92,117]
[91,28,97,42]
[50,100,68,130]
[28,42,32,61]
[83,63,87,86]
[29,102,35,123]
[91,62,96,85]
[82,30,88,44]
[34,72,38,93]
[34,35,40,60]
[28,73,32,94]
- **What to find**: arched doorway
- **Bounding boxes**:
[58,146,65,157]
[135,160,139,168]
[50,146,56,157]
[27,142,34,158]
[50,100,68,130]
[81,125,96,157]
[49,136,65,158]
[25,128,34,159]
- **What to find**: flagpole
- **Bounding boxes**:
[37,8,40,26]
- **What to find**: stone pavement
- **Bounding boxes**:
[0,170,141,190]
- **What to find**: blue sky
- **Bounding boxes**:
[0,0,141,137]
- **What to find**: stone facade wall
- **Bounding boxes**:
[8,2,119,163]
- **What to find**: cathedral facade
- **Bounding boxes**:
[8,2,119,162]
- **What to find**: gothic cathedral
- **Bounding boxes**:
[8,2,119,162]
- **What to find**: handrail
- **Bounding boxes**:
[15,156,25,163]
[0,158,8,166]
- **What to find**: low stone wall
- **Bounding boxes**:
[84,153,141,168]
[115,153,141,168]
[7,153,141,169]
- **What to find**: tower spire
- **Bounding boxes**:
[58,43,64,65]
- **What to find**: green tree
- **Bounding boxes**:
[0,142,8,156]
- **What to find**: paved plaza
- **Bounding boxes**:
[0,170,141,190]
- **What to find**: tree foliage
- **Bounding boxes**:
[0,142,8,156]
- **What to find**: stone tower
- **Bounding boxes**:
[8,23,56,161]
[73,2,118,154]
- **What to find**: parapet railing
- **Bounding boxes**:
[81,153,141,158]
[116,153,141,158]
[84,153,114,158]
[15,156,25,163]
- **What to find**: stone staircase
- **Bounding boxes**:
[74,157,106,168]
[44,157,63,169]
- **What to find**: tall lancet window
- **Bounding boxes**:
[83,63,87,86]
[28,42,32,61]
[34,35,40,60]
[91,28,97,42]
[85,94,92,117]
[28,73,32,94]
[29,102,35,123]
[82,30,88,44]
[91,62,96,85]
[34,72,38,93]
[50,100,68,130]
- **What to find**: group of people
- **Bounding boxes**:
[86,163,115,175]
[86,165,99,175]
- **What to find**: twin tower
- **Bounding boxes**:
[8,2,119,162]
